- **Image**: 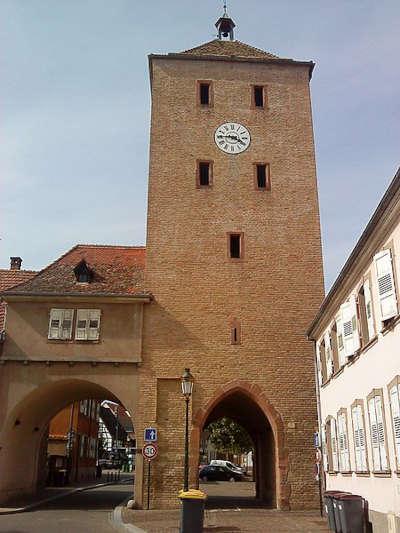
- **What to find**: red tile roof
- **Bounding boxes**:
[0,269,37,330]
[1,245,149,298]
[0,269,37,292]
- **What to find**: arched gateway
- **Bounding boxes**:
[0,9,324,511]
[191,381,289,509]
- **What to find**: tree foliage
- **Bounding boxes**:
[206,417,253,455]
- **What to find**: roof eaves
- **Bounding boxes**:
[148,53,315,78]
[1,291,153,300]
[307,166,400,339]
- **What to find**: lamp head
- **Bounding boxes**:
[181,368,194,398]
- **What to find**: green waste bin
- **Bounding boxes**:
[179,489,207,533]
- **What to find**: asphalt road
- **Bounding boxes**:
[0,483,132,533]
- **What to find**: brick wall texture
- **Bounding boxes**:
[138,51,324,510]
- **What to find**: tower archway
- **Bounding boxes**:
[192,381,289,510]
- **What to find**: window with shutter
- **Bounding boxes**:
[325,332,334,379]
[75,309,101,341]
[340,298,360,358]
[88,310,101,340]
[336,316,346,367]
[368,393,389,471]
[75,310,88,340]
[363,279,375,340]
[389,383,400,470]
[352,404,368,472]
[48,309,74,340]
[374,249,398,322]
[330,418,339,471]
[338,412,350,472]
[318,340,327,384]
[48,309,63,339]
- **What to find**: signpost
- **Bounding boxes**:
[142,439,158,510]
[144,427,158,442]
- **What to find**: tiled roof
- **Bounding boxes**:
[0,269,37,292]
[2,245,148,298]
[180,39,280,59]
[0,269,36,330]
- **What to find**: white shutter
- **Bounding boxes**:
[60,309,74,339]
[48,309,63,339]
[75,309,89,340]
[375,395,388,470]
[338,413,350,471]
[374,249,397,321]
[389,385,400,469]
[331,418,339,471]
[322,425,328,471]
[363,279,375,339]
[336,316,346,367]
[325,332,334,379]
[352,406,362,471]
[341,299,359,358]
[358,406,367,471]
[88,309,101,340]
[368,397,380,470]
[352,405,367,471]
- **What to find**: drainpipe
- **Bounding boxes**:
[311,336,325,517]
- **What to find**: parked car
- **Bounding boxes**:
[209,459,244,474]
[199,465,244,482]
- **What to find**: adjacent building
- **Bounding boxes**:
[0,257,36,351]
[47,399,100,483]
[308,168,400,532]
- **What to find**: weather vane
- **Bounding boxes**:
[223,1,228,15]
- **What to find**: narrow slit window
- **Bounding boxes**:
[230,234,241,259]
[230,319,241,345]
[257,164,267,189]
[254,86,264,108]
[198,162,210,186]
[199,83,210,105]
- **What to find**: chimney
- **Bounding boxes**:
[10,257,22,270]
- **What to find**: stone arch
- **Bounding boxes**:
[191,380,290,510]
[0,377,135,503]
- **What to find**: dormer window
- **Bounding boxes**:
[74,260,93,283]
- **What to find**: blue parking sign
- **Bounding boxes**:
[144,427,157,442]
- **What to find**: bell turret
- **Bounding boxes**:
[215,2,236,41]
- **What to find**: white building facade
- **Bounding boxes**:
[308,168,400,532]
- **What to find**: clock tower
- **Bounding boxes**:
[139,10,324,510]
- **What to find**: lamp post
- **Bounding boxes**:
[181,368,194,492]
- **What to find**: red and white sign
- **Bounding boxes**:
[142,443,158,461]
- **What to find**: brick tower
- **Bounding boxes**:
[139,10,324,510]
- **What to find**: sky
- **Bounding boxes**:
[1,0,399,290]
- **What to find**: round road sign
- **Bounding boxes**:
[142,443,158,461]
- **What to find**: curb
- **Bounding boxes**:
[110,503,147,533]
[0,477,133,516]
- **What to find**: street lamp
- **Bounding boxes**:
[181,368,194,491]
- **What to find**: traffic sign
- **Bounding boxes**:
[144,427,158,442]
[142,443,158,461]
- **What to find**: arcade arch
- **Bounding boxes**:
[0,377,136,503]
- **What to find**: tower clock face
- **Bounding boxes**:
[214,122,251,155]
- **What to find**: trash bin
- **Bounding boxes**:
[324,491,351,532]
[336,494,364,533]
[179,489,207,533]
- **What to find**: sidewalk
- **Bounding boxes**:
[121,508,330,532]
[0,472,133,515]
